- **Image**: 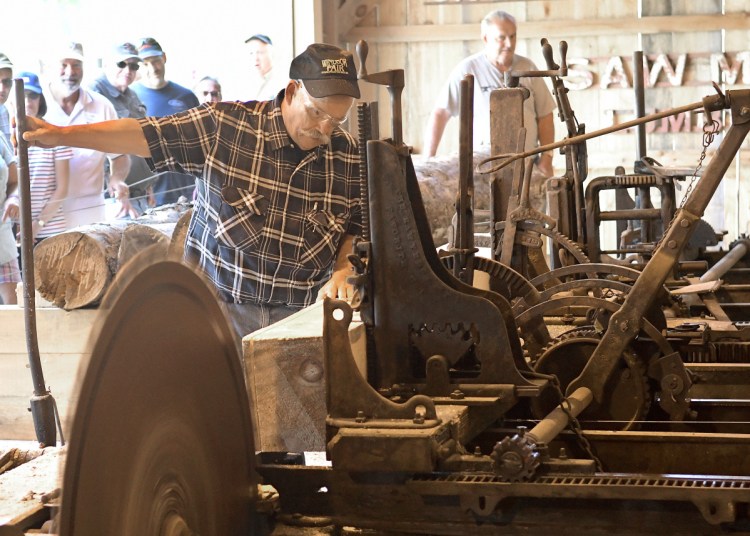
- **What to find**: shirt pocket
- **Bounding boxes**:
[215,185,267,251]
[299,208,348,270]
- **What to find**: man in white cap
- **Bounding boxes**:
[89,43,152,214]
[24,43,361,339]
[44,42,134,227]
[0,52,14,149]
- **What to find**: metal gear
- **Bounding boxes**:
[439,255,551,358]
[59,257,258,536]
[495,221,590,266]
[531,330,651,431]
[491,432,540,482]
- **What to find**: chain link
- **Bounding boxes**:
[679,116,722,209]
[524,370,604,472]
[547,374,605,472]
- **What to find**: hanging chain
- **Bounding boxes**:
[680,115,722,209]
[524,370,604,472]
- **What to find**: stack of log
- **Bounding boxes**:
[413,148,492,246]
[33,203,193,310]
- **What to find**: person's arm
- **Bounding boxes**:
[2,162,18,222]
[108,155,137,218]
[23,117,151,158]
[317,233,356,301]
[423,108,452,158]
[536,112,555,177]
[31,156,69,238]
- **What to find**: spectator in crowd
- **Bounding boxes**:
[89,42,153,213]
[24,43,362,338]
[10,72,72,243]
[194,76,222,104]
[0,130,19,304]
[132,37,199,205]
[246,34,287,101]
[0,52,13,149]
[424,10,556,212]
[44,42,134,228]
[132,37,200,115]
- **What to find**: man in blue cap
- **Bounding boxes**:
[131,37,201,206]
[24,43,362,340]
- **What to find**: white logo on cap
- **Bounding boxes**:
[321,58,348,75]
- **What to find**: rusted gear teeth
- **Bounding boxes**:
[491,433,540,482]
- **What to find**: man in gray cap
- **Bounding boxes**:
[24,43,361,340]
[44,42,135,227]
[89,43,152,213]
[0,52,14,149]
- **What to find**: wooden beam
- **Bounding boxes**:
[343,12,750,43]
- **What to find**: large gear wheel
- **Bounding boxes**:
[439,255,551,358]
[531,330,651,431]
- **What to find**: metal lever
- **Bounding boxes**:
[356,39,405,145]
[506,38,568,87]
[14,78,61,447]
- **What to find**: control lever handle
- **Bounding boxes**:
[356,40,369,79]
[355,39,405,146]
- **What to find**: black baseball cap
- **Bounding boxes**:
[289,43,359,99]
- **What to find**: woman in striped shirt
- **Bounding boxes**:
[17,72,72,241]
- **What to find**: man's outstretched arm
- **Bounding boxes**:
[23,117,151,158]
[423,108,452,157]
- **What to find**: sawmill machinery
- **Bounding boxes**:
[24,41,750,535]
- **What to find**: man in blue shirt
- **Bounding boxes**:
[132,37,200,205]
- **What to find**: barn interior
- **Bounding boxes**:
[2,1,750,534]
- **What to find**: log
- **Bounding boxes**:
[34,222,126,310]
[413,148,492,246]
[33,203,193,310]
[117,223,172,270]
[168,208,193,261]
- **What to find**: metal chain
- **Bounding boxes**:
[524,370,604,472]
[679,116,722,209]
[547,374,605,472]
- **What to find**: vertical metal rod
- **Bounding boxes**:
[633,51,647,160]
[454,74,474,284]
[14,79,57,446]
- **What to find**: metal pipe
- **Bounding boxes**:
[477,99,707,175]
[14,79,57,447]
[528,387,593,445]
[633,51,647,161]
[700,239,750,282]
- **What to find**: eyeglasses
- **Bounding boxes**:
[299,84,349,128]
[116,61,140,71]
[202,91,220,97]
[0,79,12,89]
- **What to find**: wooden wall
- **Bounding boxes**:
[323,0,750,243]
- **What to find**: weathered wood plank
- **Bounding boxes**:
[344,13,750,43]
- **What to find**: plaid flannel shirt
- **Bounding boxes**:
[138,96,362,306]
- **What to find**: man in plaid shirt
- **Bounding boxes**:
[24,43,362,338]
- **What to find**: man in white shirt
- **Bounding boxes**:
[44,42,133,228]
[245,34,287,101]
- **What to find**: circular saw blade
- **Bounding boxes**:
[59,257,257,536]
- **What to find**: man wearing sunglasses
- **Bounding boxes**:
[90,43,152,214]
[132,37,200,207]
[44,42,135,228]
[0,52,14,149]
[24,43,362,340]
